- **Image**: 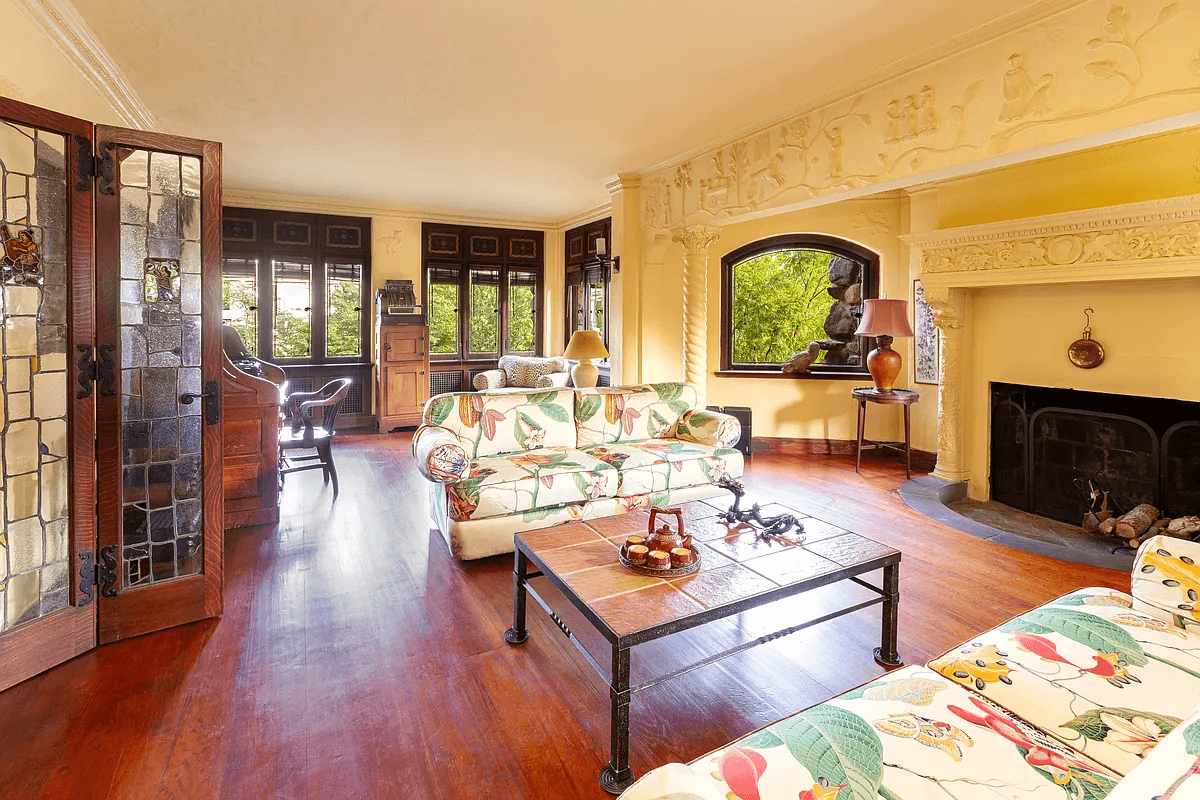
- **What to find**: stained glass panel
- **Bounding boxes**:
[0,124,71,629]
[118,150,204,587]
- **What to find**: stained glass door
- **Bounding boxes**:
[0,98,97,691]
[94,127,222,643]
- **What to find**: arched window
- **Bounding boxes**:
[720,234,878,375]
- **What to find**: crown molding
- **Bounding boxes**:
[637,0,1087,177]
[12,0,158,130]
[552,202,612,231]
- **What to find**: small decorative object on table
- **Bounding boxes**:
[617,507,700,576]
[716,475,804,540]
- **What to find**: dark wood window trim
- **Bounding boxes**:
[719,233,878,378]
[420,223,544,372]
[221,206,371,367]
[564,217,611,350]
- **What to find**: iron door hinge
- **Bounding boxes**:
[74,135,94,191]
[76,343,117,399]
[77,545,119,606]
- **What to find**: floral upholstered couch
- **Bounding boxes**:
[413,383,743,560]
[619,535,1200,800]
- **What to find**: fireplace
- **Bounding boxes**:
[990,383,1200,526]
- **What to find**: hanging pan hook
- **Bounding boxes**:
[1082,307,1094,335]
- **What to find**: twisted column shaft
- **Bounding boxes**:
[672,226,720,404]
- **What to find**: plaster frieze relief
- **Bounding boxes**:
[640,0,1200,230]
[906,192,1200,275]
[376,229,403,255]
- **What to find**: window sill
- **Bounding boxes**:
[713,370,870,381]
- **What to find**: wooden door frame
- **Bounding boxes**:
[94,126,223,643]
[0,97,97,690]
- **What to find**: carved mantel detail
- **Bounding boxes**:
[922,286,969,482]
[673,225,721,403]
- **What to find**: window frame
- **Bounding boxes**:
[718,233,879,378]
[422,262,543,363]
[220,208,371,367]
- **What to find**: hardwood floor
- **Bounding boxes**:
[0,432,1126,799]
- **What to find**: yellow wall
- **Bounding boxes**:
[964,278,1200,498]
[0,0,122,124]
[636,196,914,444]
[937,127,1200,228]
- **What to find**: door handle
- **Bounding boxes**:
[180,380,221,425]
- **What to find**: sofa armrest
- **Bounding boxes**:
[412,425,471,483]
[473,369,506,391]
[1132,535,1200,630]
[674,408,741,448]
[534,371,570,389]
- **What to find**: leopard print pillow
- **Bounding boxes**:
[498,355,568,388]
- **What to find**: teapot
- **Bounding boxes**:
[647,507,691,552]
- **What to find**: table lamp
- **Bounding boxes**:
[564,330,609,388]
[853,298,914,393]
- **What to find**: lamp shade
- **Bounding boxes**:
[564,329,609,361]
[854,298,914,338]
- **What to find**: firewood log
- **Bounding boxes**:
[1096,510,1114,523]
[1113,503,1159,540]
[1128,536,1143,548]
[1167,516,1200,537]
[1098,517,1118,535]
[1082,511,1101,533]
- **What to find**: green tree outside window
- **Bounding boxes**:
[731,249,836,365]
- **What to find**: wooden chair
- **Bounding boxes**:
[279,378,352,496]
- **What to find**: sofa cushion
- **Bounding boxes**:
[927,586,1200,777]
[445,447,616,521]
[1105,706,1200,800]
[575,383,698,447]
[617,665,1121,800]
[1132,536,1200,632]
[583,440,743,497]
[423,389,576,458]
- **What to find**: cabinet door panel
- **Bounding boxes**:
[384,365,420,416]
[383,328,425,362]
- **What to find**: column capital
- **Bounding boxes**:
[923,285,966,331]
[671,225,721,256]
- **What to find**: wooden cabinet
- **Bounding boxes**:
[377,323,429,432]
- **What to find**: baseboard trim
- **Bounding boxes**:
[750,436,937,471]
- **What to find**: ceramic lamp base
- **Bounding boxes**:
[866,336,902,393]
[571,359,599,388]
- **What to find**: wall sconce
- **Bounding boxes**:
[595,237,620,274]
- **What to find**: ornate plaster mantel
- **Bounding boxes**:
[903,191,1200,483]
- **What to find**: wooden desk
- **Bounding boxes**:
[853,387,919,480]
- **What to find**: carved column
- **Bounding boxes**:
[672,225,720,403]
[924,286,970,483]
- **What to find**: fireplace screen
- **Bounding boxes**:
[991,383,1200,525]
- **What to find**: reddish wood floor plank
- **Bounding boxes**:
[0,432,1126,799]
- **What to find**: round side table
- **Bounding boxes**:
[852,387,920,479]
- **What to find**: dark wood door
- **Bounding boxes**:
[384,364,424,417]
[0,98,98,691]
[93,126,224,643]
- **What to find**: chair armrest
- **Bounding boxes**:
[534,372,570,389]
[412,425,471,483]
[673,408,741,448]
[473,370,506,390]
[1132,535,1200,631]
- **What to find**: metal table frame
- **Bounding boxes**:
[504,536,902,795]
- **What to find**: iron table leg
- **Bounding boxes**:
[873,561,903,668]
[599,645,635,794]
[855,398,866,474]
[904,402,912,480]
[504,548,530,645]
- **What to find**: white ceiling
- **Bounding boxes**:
[71,0,1043,223]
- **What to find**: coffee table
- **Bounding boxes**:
[503,498,902,794]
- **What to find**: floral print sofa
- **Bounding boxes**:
[619,535,1200,800]
[413,383,743,560]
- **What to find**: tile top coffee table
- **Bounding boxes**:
[503,497,902,794]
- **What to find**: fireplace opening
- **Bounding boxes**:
[990,382,1200,527]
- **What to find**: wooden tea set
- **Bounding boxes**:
[617,508,700,577]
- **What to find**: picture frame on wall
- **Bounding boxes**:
[913,278,939,385]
